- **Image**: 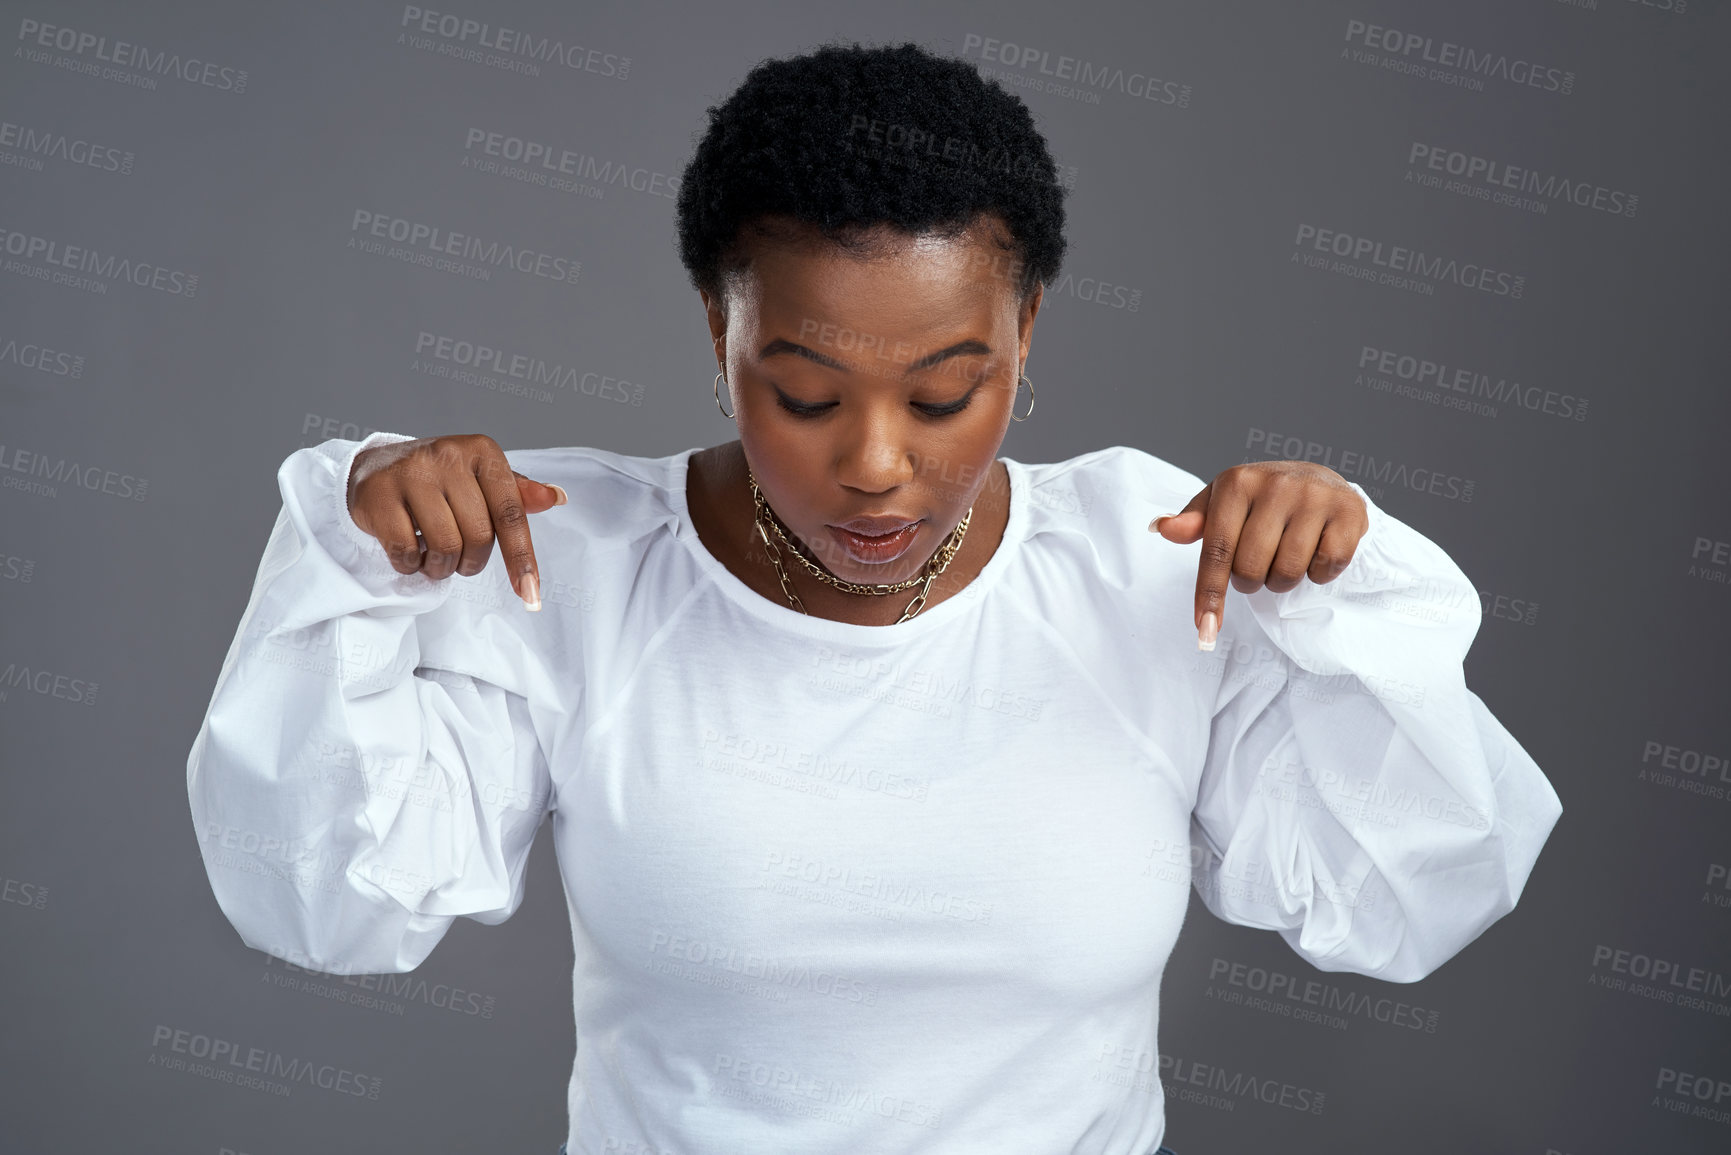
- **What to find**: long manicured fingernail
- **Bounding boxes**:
[549,484,568,506]
[1197,611,1218,651]
[1149,514,1176,533]
[520,571,541,612]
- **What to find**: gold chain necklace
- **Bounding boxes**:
[747,466,973,624]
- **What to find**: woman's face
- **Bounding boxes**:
[701,214,1043,587]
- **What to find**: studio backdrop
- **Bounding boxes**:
[2,1,1727,1153]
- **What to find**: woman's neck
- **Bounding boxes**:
[685,440,1009,627]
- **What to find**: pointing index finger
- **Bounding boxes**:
[1193,479,1249,651]
[474,450,541,611]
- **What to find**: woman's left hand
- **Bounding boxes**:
[1149,461,1369,651]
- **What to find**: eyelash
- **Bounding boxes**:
[774,390,975,419]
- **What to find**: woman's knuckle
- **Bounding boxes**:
[492,502,527,533]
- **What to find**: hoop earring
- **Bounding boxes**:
[714,369,734,418]
[1011,373,1036,422]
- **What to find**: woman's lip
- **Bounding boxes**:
[827,521,923,565]
[832,516,920,535]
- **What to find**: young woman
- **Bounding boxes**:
[186,41,1563,1155]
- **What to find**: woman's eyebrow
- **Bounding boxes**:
[757,337,991,376]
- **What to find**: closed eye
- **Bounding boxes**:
[914,392,975,417]
[773,386,977,419]
[774,393,835,418]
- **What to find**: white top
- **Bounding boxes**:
[186,432,1563,1155]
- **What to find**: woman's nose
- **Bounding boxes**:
[833,417,918,493]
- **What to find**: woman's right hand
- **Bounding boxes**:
[345,433,566,610]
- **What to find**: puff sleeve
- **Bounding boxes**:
[1188,482,1563,982]
[185,432,567,976]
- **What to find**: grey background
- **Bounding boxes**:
[2,1,1728,1152]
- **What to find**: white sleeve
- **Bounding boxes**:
[185,431,562,976]
[1188,482,1563,983]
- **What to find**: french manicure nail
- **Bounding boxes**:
[549,484,568,506]
[1197,610,1218,651]
[520,571,541,612]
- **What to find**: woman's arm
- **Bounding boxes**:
[1185,480,1563,982]
[184,432,568,976]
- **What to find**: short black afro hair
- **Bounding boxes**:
[675,40,1069,311]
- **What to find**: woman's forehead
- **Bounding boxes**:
[746,258,1013,344]
[738,212,1015,271]
[735,229,1021,316]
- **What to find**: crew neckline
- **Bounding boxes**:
[667,446,1029,646]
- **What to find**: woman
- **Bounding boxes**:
[186,41,1563,1155]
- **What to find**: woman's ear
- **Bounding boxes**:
[1018,282,1044,360]
[701,289,728,353]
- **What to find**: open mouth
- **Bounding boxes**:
[826,521,924,565]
